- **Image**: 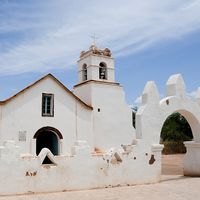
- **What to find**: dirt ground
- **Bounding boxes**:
[162,154,184,175]
[1,154,200,200]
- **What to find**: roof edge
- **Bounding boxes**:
[0,73,93,110]
[74,80,120,88]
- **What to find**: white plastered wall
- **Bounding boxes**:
[0,77,93,155]
[74,81,136,150]
[136,74,200,176]
[136,74,200,145]
[77,53,115,83]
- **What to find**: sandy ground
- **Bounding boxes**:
[1,154,200,200]
[162,154,184,175]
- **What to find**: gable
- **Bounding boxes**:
[0,74,93,110]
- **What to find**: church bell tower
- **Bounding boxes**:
[73,45,134,151]
[77,45,115,83]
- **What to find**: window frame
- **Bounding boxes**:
[42,93,54,117]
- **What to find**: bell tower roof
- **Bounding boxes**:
[79,45,112,59]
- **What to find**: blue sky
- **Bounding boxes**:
[0,0,200,105]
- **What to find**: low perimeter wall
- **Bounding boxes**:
[0,140,163,195]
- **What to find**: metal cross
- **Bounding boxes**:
[91,33,98,46]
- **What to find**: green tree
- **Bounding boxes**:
[161,112,193,142]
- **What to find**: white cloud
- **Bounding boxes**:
[0,0,200,75]
[187,90,197,99]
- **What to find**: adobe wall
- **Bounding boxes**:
[0,77,93,154]
[0,140,162,195]
[136,74,200,176]
[74,81,136,151]
[0,73,200,195]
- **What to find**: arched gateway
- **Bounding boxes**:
[33,126,63,156]
[136,74,200,176]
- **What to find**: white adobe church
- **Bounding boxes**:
[0,45,200,195]
[0,45,134,156]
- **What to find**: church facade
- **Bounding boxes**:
[0,45,134,157]
[0,45,200,195]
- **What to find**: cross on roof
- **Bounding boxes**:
[91,33,99,46]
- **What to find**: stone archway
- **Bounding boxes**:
[158,101,200,144]
[158,108,200,176]
[160,112,193,175]
[136,74,200,176]
[33,126,63,156]
[161,112,193,153]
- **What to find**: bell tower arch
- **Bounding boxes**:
[77,45,115,83]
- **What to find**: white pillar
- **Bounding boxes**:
[59,139,63,155]
[30,138,36,156]
[184,141,200,176]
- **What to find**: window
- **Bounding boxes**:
[42,93,54,117]
[82,64,87,81]
[99,62,107,80]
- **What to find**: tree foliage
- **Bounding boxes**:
[161,112,193,142]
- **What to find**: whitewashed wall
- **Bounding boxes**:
[77,53,115,83]
[0,77,93,154]
[0,140,162,195]
[0,73,200,195]
[74,82,136,151]
[136,74,200,176]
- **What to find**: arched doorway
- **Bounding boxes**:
[160,112,193,175]
[34,127,63,163]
